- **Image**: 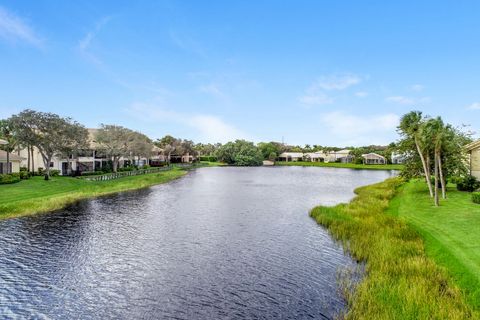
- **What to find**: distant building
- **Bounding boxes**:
[391,152,406,164]
[0,150,24,174]
[465,140,480,179]
[362,153,386,165]
[278,152,304,162]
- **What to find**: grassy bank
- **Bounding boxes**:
[0,168,187,220]
[387,180,480,310]
[310,178,476,319]
[276,161,403,170]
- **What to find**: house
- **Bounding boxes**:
[278,152,304,162]
[0,150,24,174]
[323,149,353,163]
[465,140,480,179]
[391,152,406,164]
[304,152,326,162]
[362,153,386,165]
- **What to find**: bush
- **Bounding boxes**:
[141,164,151,169]
[19,167,31,179]
[473,192,480,204]
[0,173,21,184]
[455,175,480,192]
[37,167,44,176]
[199,156,218,162]
[50,169,60,177]
[80,171,99,176]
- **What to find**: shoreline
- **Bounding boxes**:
[309,178,476,319]
[0,168,188,220]
[275,161,403,170]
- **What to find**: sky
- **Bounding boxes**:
[0,1,479,146]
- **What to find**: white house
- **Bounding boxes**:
[391,152,406,164]
[278,152,304,162]
[465,140,480,179]
[0,150,24,174]
[362,153,386,165]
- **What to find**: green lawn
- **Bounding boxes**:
[276,161,403,170]
[310,178,477,319]
[0,168,186,219]
[387,180,480,310]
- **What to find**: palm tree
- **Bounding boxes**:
[399,111,433,197]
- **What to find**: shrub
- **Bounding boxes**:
[141,164,151,169]
[19,167,31,179]
[37,167,44,176]
[0,173,21,184]
[50,169,60,177]
[199,156,218,162]
[473,192,480,204]
[456,175,480,192]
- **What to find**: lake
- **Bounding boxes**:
[0,166,395,319]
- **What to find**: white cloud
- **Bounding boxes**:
[0,6,43,48]
[319,111,399,145]
[315,74,362,91]
[298,92,333,105]
[77,16,111,66]
[355,91,369,98]
[410,84,424,92]
[467,102,480,110]
[198,83,227,100]
[385,96,430,105]
[124,101,246,143]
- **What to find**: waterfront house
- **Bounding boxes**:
[0,150,23,174]
[391,152,406,164]
[278,152,304,162]
[465,140,480,179]
[304,152,326,162]
[362,153,386,165]
[324,149,353,163]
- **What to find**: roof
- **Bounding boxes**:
[0,150,24,161]
[279,152,304,158]
[362,152,386,159]
[464,140,480,151]
[87,128,99,149]
[336,149,351,154]
[305,152,325,158]
[0,139,7,145]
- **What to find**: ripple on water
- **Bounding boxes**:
[0,166,395,319]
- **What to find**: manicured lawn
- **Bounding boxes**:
[276,161,403,170]
[0,168,186,219]
[387,180,480,310]
[310,178,476,319]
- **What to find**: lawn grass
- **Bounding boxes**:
[310,178,477,319]
[0,168,187,220]
[276,161,403,170]
[387,180,480,310]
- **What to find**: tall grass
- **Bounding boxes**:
[310,178,476,319]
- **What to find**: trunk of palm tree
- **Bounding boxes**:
[415,136,433,197]
[31,146,35,174]
[433,152,439,206]
[438,152,446,199]
[6,151,10,174]
[425,153,433,198]
[27,144,31,173]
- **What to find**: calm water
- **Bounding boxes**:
[0,166,395,319]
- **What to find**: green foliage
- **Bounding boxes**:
[50,169,60,177]
[310,178,476,319]
[456,175,480,192]
[215,140,263,166]
[257,142,284,160]
[0,173,21,184]
[472,192,480,204]
[199,156,218,162]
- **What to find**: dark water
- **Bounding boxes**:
[0,166,395,319]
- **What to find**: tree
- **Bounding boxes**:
[258,142,283,160]
[56,122,89,175]
[0,119,18,174]
[129,131,154,166]
[398,111,433,197]
[95,124,136,173]
[215,140,263,166]
[9,110,88,180]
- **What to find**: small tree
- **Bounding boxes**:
[95,125,135,173]
[0,119,18,174]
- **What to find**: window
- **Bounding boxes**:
[50,162,54,168]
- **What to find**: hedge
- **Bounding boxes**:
[473,192,480,204]
[0,173,21,184]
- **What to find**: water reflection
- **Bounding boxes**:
[0,166,395,319]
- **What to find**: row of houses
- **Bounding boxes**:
[0,129,196,175]
[278,150,390,164]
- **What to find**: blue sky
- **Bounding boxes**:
[1,1,479,146]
